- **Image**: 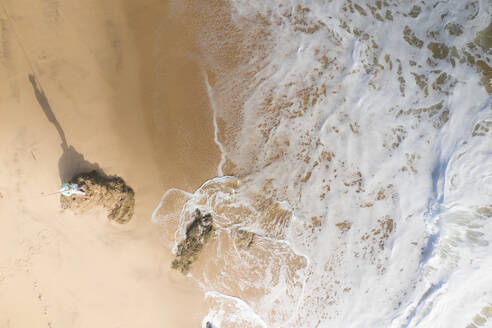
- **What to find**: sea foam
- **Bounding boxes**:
[153,0,492,327]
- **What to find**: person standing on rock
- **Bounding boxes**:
[59,183,85,196]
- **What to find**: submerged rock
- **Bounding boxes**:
[172,209,214,274]
[60,170,135,224]
[236,229,255,249]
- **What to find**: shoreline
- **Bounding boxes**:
[123,0,221,193]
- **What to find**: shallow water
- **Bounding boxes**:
[154,0,492,327]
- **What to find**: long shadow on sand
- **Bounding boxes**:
[28,74,105,182]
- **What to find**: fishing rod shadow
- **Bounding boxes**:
[28,74,108,182]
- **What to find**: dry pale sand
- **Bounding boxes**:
[0,0,222,326]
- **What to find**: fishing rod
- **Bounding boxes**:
[41,190,62,197]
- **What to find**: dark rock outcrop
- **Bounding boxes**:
[172,209,214,274]
[60,170,135,224]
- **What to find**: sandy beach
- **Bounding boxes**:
[0,0,220,326]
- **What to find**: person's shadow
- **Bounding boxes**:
[28,74,106,182]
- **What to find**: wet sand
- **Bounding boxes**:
[0,0,221,326]
[122,0,221,191]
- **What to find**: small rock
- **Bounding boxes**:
[171,209,215,274]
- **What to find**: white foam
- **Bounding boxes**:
[202,291,267,328]
[203,71,227,177]
[155,0,492,326]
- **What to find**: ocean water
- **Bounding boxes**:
[153,0,492,327]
